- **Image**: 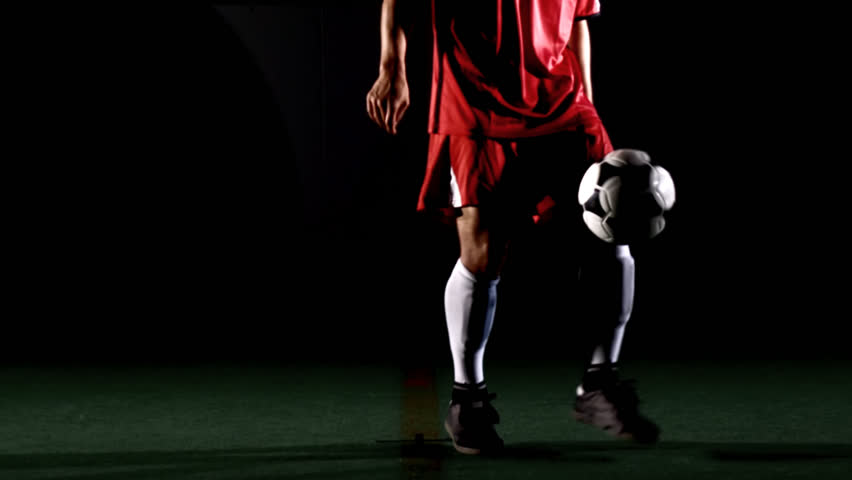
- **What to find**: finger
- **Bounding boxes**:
[376,100,388,132]
[384,102,395,134]
[371,99,384,129]
[367,97,378,126]
[367,95,378,125]
[366,94,374,121]
[392,100,409,135]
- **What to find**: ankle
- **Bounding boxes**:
[582,363,619,392]
[451,381,489,404]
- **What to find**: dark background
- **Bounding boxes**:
[5,2,844,364]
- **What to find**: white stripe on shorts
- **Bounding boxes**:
[449,167,462,208]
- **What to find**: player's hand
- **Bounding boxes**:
[366,66,410,135]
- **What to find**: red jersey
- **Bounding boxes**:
[428,0,604,138]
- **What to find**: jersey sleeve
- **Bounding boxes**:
[575,0,601,21]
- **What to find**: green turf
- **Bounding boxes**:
[0,360,849,479]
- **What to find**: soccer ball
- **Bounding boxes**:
[577,149,676,244]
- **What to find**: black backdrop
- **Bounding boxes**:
[5,2,845,363]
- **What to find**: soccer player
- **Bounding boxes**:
[366,0,660,454]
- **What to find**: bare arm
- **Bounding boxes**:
[379,0,407,74]
[568,19,593,104]
[366,0,410,135]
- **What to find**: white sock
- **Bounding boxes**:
[589,244,635,366]
[444,258,499,385]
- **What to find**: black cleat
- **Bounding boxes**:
[573,368,660,444]
[444,383,504,455]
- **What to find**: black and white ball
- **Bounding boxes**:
[577,149,675,244]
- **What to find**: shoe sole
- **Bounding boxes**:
[573,409,633,440]
[573,409,659,443]
[444,419,483,455]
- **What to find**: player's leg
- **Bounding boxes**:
[448,205,508,383]
[534,127,659,443]
[573,236,660,443]
[443,205,510,454]
[579,240,634,372]
[419,133,526,454]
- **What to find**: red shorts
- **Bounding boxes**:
[417,126,613,224]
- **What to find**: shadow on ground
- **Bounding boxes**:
[1,441,850,480]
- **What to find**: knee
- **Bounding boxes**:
[456,208,507,279]
[584,243,634,275]
[580,244,635,321]
[614,246,635,321]
[460,240,499,278]
[615,245,635,271]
